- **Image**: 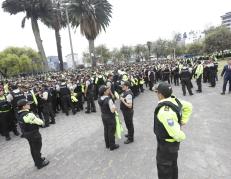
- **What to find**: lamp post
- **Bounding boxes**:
[65,7,76,69]
[53,3,76,69]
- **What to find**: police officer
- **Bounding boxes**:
[84,75,96,113]
[7,84,26,120]
[221,59,231,95]
[153,82,192,179]
[58,80,72,116]
[0,86,11,140]
[98,85,119,151]
[208,60,216,87]
[17,99,49,169]
[74,77,84,111]
[106,73,115,99]
[195,61,204,93]
[39,84,55,127]
[120,81,134,144]
[179,65,194,96]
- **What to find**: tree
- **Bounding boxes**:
[0,47,43,77]
[146,41,152,60]
[204,26,231,57]
[41,0,67,71]
[68,0,112,67]
[152,39,169,59]
[111,48,123,64]
[120,46,133,62]
[134,44,147,61]
[186,42,203,56]
[82,52,91,64]
[2,0,51,70]
[95,45,111,64]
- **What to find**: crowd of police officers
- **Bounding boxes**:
[1,56,231,176]
[0,56,226,142]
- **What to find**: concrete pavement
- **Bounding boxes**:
[0,80,231,179]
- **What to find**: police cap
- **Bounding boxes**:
[17,99,33,107]
[98,85,110,96]
[154,82,172,98]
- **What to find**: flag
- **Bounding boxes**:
[115,112,123,139]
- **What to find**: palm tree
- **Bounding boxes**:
[146,41,152,60]
[68,0,112,67]
[2,0,51,71]
[40,0,67,71]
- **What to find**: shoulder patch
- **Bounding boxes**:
[167,119,174,126]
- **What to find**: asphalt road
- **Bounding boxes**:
[0,80,231,179]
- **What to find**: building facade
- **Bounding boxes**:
[221,12,231,29]
[47,56,60,71]
[65,53,84,69]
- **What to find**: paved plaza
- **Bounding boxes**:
[0,80,231,179]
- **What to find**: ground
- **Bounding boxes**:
[0,79,231,179]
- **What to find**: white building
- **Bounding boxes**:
[221,12,231,29]
[65,53,83,69]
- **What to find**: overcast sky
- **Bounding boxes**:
[0,0,231,58]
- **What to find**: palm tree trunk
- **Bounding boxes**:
[89,39,96,67]
[55,28,64,71]
[31,17,47,71]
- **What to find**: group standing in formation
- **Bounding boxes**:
[0,57,230,176]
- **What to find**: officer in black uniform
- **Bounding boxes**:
[208,60,216,87]
[9,84,26,112]
[120,81,134,144]
[17,99,49,169]
[39,84,55,127]
[74,77,84,111]
[179,65,194,96]
[84,75,96,113]
[98,85,119,151]
[0,86,12,140]
[106,73,115,100]
[59,80,72,115]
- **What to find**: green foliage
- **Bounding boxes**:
[120,46,133,61]
[82,52,91,64]
[68,0,112,40]
[95,45,111,64]
[204,26,231,54]
[111,48,123,63]
[0,47,44,77]
[2,0,52,25]
[186,42,203,56]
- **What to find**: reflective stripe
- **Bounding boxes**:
[165,139,176,143]
[30,90,38,105]
[0,109,10,113]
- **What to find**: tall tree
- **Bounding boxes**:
[146,41,152,60]
[0,47,43,76]
[41,0,67,71]
[120,46,133,62]
[68,0,112,67]
[204,26,231,57]
[95,45,111,64]
[2,0,51,71]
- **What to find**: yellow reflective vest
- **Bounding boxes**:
[156,97,192,142]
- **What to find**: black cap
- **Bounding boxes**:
[98,85,109,96]
[17,99,33,107]
[154,82,172,98]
